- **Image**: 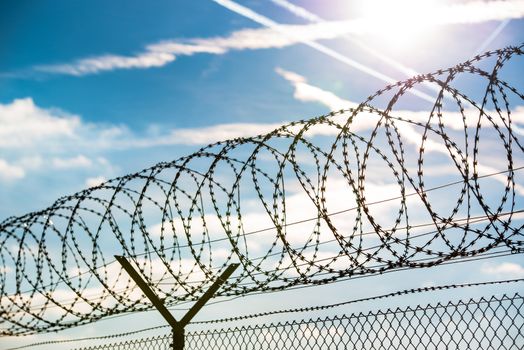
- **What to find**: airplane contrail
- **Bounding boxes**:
[270,0,440,92]
[474,19,511,55]
[212,0,438,104]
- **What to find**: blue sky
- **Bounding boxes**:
[1,0,524,348]
[1,0,524,216]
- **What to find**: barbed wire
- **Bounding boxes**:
[13,166,524,298]
[11,210,520,322]
[1,44,523,335]
[5,278,522,350]
[193,277,524,324]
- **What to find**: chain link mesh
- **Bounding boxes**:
[71,293,523,350]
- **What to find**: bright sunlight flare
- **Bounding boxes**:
[355,0,443,50]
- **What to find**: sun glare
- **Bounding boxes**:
[356,0,441,51]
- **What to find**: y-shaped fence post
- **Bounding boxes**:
[115,256,239,350]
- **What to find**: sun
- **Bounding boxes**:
[355,0,441,51]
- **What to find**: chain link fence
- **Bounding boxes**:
[73,293,523,350]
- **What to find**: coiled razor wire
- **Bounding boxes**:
[1,45,524,335]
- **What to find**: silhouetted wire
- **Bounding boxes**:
[1,44,523,335]
[23,248,520,328]
[4,278,521,350]
[12,182,524,297]
[24,161,516,295]
[193,278,524,324]
[20,208,523,311]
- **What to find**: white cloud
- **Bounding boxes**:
[0,99,133,152]
[35,20,366,76]
[3,89,523,214]
[0,98,79,149]
[159,122,285,146]
[0,99,118,182]
[436,0,524,24]
[277,68,524,195]
[85,176,107,188]
[481,262,524,278]
[0,97,287,157]
[0,159,25,181]
[36,52,175,76]
[52,155,93,169]
[32,0,524,76]
[277,67,524,133]
[276,67,454,141]
[276,67,357,111]
[146,41,227,55]
[16,156,44,170]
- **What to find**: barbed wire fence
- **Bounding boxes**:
[1,44,524,349]
[63,293,523,350]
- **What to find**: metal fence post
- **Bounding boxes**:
[115,255,239,350]
[172,328,184,350]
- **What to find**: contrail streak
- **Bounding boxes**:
[270,0,441,93]
[474,19,511,55]
[212,0,437,104]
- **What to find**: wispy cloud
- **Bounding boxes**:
[29,0,524,77]
[277,67,524,194]
[0,98,80,149]
[36,52,176,76]
[276,67,357,111]
[0,98,118,181]
[213,0,437,103]
[85,176,107,188]
[0,159,25,181]
[51,155,93,169]
[0,98,285,151]
[34,20,367,77]
[277,67,524,133]
[270,0,447,96]
[158,122,284,146]
[3,90,523,209]
[481,262,524,278]
[0,98,287,182]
